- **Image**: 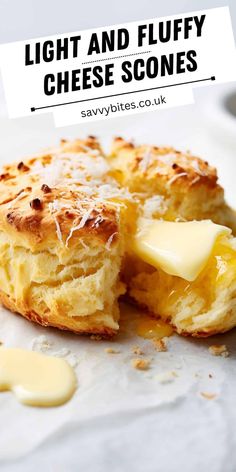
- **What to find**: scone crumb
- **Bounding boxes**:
[152,338,168,352]
[200,392,217,400]
[132,358,150,370]
[132,346,143,355]
[209,344,229,357]
[30,335,53,353]
[156,371,178,384]
[90,335,103,341]
[105,347,120,354]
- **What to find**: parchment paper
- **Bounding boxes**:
[0,300,236,472]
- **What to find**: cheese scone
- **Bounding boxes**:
[127,220,236,337]
[0,137,130,336]
[109,137,236,232]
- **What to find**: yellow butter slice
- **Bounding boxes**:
[133,219,231,281]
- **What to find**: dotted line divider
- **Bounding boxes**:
[82,51,152,65]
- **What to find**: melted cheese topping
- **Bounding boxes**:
[0,348,77,407]
[133,219,231,281]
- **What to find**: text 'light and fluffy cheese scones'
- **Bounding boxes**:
[0,137,131,336]
[109,137,236,232]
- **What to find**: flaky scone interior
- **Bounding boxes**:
[0,137,130,336]
[127,232,236,337]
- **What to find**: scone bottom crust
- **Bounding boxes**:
[0,290,117,337]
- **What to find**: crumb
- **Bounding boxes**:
[51,348,78,368]
[209,344,229,357]
[66,353,79,368]
[132,345,143,355]
[174,363,182,370]
[105,347,120,354]
[132,358,150,370]
[30,335,53,353]
[156,371,178,384]
[200,392,217,400]
[152,338,168,352]
[52,347,70,357]
[209,374,213,378]
[90,335,102,341]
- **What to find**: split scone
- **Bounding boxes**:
[109,138,236,337]
[109,137,236,232]
[0,136,131,336]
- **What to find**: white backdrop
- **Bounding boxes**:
[0,0,236,42]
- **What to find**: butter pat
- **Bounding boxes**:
[0,347,77,407]
[133,219,231,281]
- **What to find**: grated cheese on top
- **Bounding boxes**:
[65,205,95,247]
[105,232,118,251]
[139,148,152,173]
[143,195,168,218]
[168,172,187,186]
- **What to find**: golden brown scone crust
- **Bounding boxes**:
[0,136,119,251]
[110,137,218,187]
[109,137,236,232]
[0,290,117,336]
